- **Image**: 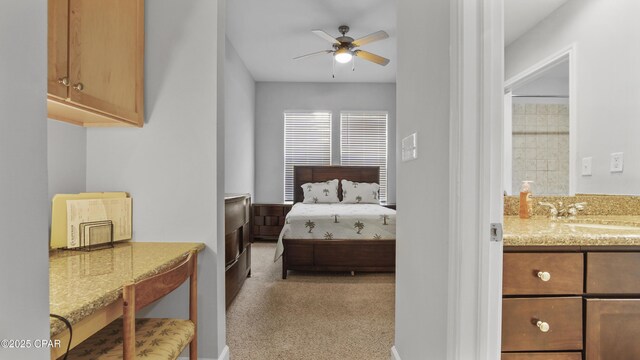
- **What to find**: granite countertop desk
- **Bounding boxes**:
[49,242,205,359]
[504,215,640,247]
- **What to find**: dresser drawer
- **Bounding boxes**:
[255,225,282,237]
[255,205,285,216]
[503,253,583,295]
[586,253,640,294]
[502,297,583,352]
[502,353,582,360]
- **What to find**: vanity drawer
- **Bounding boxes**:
[501,353,582,360]
[503,253,584,295]
[587,252,640,294]
[502,297,583,352]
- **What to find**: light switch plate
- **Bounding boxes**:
[610,152,624,173]
[402,133,417,162]
[582,157,592,176]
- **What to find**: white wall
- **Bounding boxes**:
[506,0,640,194]
[393,0,450,358]
[85,1,226,358]
[513,78,568,98]
[254,82,397,203]
[225,38,255,196]
[0,0,50,358]
[47,121,87,200]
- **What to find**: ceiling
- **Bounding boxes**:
[505,0,569,46]
[226,0,396,83]
[227,1,568,82]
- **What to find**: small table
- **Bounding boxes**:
[252,202,293,241]
[49,242,205,359]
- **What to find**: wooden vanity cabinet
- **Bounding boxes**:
[503,248,640,359]
[47,0,144,127]
[225,194,252,308]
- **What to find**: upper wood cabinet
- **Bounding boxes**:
[47,0,144,127]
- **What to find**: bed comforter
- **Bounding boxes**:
[274,203,396,261]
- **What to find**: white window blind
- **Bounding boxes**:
[340,111,388,202]
[284,111,332,201]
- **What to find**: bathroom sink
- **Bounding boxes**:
[562,223,640,231]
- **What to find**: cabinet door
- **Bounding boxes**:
[48,0,69,99]
[586,299,640,360]
[68,0,144,125]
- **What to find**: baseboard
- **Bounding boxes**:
[391,345,401,360]
[178,345,229,360]
[218,345,230,360]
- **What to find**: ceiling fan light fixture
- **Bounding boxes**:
[334,48,353,64]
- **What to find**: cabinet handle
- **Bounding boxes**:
[536,320,550,332]
[537,271,551,282]
[58,77,70,86]
[72,83,84,91]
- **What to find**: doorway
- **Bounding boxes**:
[504,46,576,196]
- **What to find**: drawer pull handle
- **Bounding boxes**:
[536,321,550,332]
[57,77,70,86]
[537,271,551,282]
[72,83,84,91]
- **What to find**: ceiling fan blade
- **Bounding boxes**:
[352,30,389,47]
[293,50,333,60]
[312,30,340,44]
[354,50,390,66]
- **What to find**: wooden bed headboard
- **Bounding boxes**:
[293,165,380,203]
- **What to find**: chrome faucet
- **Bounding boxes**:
[538,201,587,219]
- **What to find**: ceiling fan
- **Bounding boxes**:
[294,25,390,67]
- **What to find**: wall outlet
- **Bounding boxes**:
[610,152,624,173]
[582,157,592,176]
[402,133,418,162]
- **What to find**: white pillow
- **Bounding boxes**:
[341,180,380,204]
[301,179,340,203]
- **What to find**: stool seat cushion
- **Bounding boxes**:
[67,318,195,360]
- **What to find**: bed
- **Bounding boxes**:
[277,165,396,279]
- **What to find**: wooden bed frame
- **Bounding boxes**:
[282,165,396,279]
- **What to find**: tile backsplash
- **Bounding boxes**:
[504,194,640,216]
[512,102,569,195]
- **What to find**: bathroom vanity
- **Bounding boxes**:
[502,216,640,360]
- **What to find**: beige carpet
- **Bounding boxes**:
[226,242,395,360]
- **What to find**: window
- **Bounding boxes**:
[340,111,388,202]
[284,111,332,201]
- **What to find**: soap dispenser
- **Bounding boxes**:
[519,180,534,219]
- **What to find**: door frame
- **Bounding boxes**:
[447,0,504,359]
[504,44,577,195]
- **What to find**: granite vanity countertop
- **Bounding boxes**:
[50,242,205,337]
[504,215,640,247]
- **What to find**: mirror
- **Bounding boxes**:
[506,59,570,195]
[503,0,640,196]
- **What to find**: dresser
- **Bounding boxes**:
[225,194,251,308]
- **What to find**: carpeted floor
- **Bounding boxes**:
[226,242,395,360]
